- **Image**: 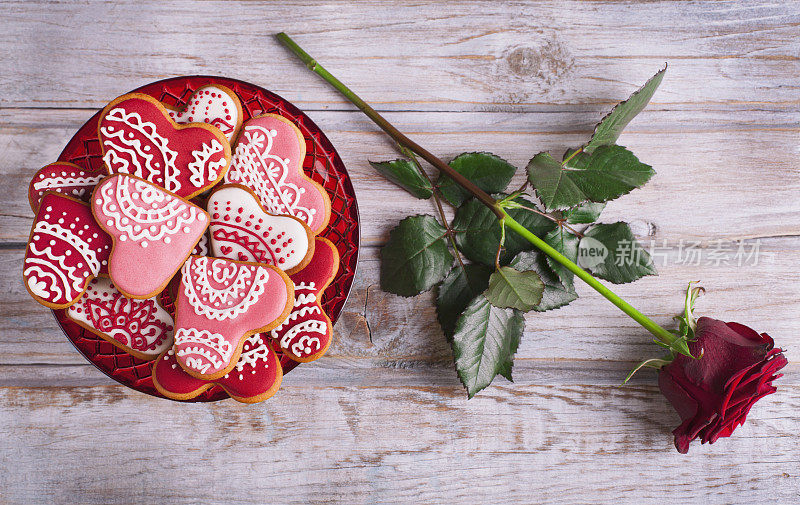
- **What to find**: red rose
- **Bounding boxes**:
[658,316,787,453]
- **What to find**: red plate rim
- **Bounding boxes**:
[48,75,360,402]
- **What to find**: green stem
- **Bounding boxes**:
[502,212,676,345]
[276,32,676,346]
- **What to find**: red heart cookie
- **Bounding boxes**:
[98,93,231,199]
[152,332,282,403]
[271,237,339,362]
[224,114,331,234]
[66,277,174,360]
[207,184,314,274]
[165,84,243,143]
[92,174,209,299]
[28,161,108,212]
[173,256,293,380]
[23,193,112,309]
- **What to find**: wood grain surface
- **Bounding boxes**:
[1,1,798,504]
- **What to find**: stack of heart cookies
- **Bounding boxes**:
[23,85,339,403]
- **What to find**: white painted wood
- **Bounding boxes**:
[0,1,799,111]
[1,1,799,503]
[0,384,797,504]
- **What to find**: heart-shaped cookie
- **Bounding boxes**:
[66,277,174,360]
[173,256,293,380]
[98,93,231,199]
[271,237,339,362]
[152,333,282,403]
[224,114,331,234]
[207,184,314,274]
[23,193,112,308]
[92,174,209,299]
[28,161,108,212]
[166,84,243,143]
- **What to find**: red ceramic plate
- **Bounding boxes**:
[50,76,360,401]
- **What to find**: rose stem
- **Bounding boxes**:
[275,32,678,347]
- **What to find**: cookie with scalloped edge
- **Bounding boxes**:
[172,255,293,380]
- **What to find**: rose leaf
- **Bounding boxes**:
[452,294,524,398]
[526,145,655,211]
[485,266,544,312]
[436,263,493,340]
[579,222,657,284]
[369,159,433,199]
[453,195,556,266]
[380,215,454,296]
[585,66,666,153]
[438,152,517,207]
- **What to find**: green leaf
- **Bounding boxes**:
[451,295,524,398]
[453,195,556,266]
[579,222,657,284]
[485,267,544,311]
[585,66,666,153]
[563,201,606,224]
[543,227,579,291]
[369,159,433,199]
[436,264,493,339]
[526,145,655,211]
[509,251,577,311]
[438,152,517,206]
[380,215,454,296]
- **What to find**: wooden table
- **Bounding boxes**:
[1,1,798,503]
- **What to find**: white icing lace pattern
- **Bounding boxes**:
[175,327,233,373]
[182,256,270,322]
[99,175,202,242]
[187,139,226,188]
[33,174,104,191]
[234,333,270,372]
[100,106,181,193]
[32,220,101,275]
[270,282,326,355]
[283,321,327,356]
[226,125,316,227]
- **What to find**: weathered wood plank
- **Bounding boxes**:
[0,383,797,504]
[1,1,799,111]
[2,108,799,244]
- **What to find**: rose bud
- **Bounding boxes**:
[658,316,787,453]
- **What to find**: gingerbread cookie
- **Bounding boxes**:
[23,193,112,309]
[271,237,339,362]
[92,173,209,299]
[173,256,293,380]
[152,333,283,403]
[224,114,331,234]
[207,184,314,274]
[98,93,231,199]
[28,161,107,212]
[66,277,174,360]
[166,85,243,143]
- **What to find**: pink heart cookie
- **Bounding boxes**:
[271,237,339,362]
[152,333,283,403]
[224,114,331,234]
[166,84,243,143]
[23,193,112,309]
[173,256,293,380]
[98,93,231,199]
[67,277,174,360]
[207,184,314,274]
[28,161,108,212]
[92,173,209,299]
